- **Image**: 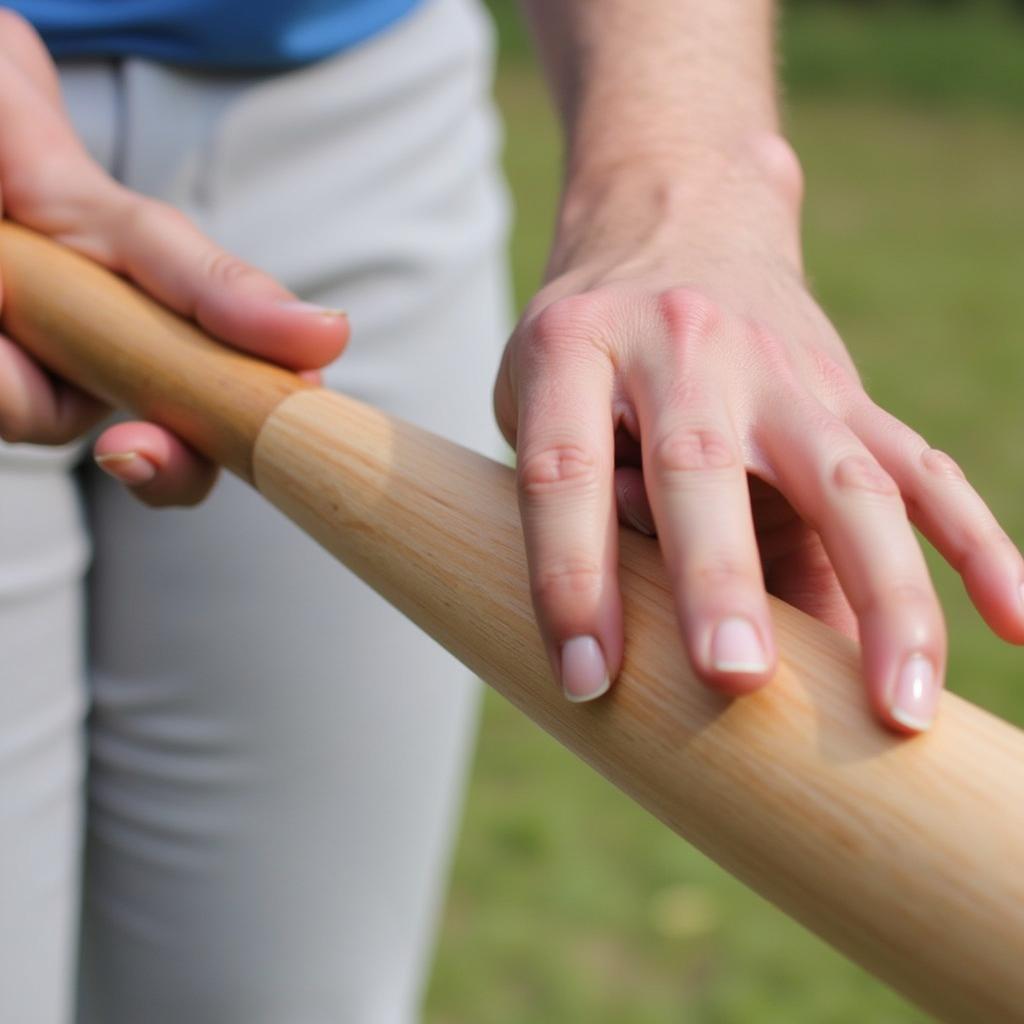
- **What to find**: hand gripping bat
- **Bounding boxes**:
[0,222,1021,1023]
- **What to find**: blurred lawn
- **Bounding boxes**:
[426,5,1024,1022]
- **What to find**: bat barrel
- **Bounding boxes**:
[2,222,1023,1023]
[255,386,1024,1024]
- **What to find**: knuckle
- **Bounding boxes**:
[920,446,966,482]
[518,444,601,500]
[528,294,610,355]
[532,560,603,603]
[810,348,861,409]
[202,248,260,291]
[657,287,721,343]
[802,409,857,459]
[876,408,928,458]
[831,453,899,497]
[650,426,737,477]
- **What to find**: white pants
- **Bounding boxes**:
[0,1,512,1020]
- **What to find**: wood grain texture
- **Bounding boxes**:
[1,222,1022,1022]
[0,222,306,481]
[256,388,1024,1024]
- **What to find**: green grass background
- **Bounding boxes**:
[425,4,1024,1021]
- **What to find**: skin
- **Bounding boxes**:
[494,0,1024,730]
[1,6,1020,732]
[0,10,348,507]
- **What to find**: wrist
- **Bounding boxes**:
[551,132,804,276]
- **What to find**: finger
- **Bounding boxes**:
[615,466,656,536]
[847,399,1024,644]
[493,342,517,448]
[0,11,64,107]
[515,317,621,703]
[763,396,945,733]
[762,525,859,639]
[0,50,348,375]
[107,198,349,370]
[634,371,776,696]
[747,476,858,636]
[94,421,217,507]
[0,45,117,229]
[0,334,107,443]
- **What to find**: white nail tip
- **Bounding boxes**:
[711,660,770,674]
[889,653,937,732]
[564,676,611,704]
[890,706,933,733]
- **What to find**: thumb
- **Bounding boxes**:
[105,197,349,370]
[0,20,348,373]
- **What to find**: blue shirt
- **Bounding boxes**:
[8,1,425,69]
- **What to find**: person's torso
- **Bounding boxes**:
[6,0,426,68]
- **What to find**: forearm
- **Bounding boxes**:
[517,1,802,280]
[518,0,780,183]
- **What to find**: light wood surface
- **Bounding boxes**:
[2,221,1022,1023]
[256,388,1024,1024]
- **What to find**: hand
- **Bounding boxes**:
[493,134,1024,731]
[0,11,347,504]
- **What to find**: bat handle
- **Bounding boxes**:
[0,221,307,482]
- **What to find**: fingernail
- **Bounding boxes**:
[279,300,347,320]
[561,636,610,703]
[889,653,938,732]
[710,616,769,673]
[95,451,156,486]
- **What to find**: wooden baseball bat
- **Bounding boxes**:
[0,222,1021,1022]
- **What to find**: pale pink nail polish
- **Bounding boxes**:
[95,451,156,486]
[890,654,938,732]
[561,636,610,703]
[710,617,769,673]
